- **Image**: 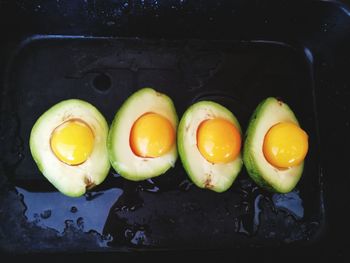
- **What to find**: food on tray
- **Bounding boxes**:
[177,101,243,192]
[108,88,178,180]
[30,99,110,197]
[243,97,308,193]
[29,90,308,196]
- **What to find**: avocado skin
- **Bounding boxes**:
[243,98,275,192]
[107,88,178,181]
[243,97,304,193]
[177,101,243,193]
[30,99,110,197]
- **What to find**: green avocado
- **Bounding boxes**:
[243,97,304,193]
[108,88,178,181]
[177,101,243,193]
[29,99,110,197]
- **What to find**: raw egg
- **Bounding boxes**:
[51,120,95,165]
[263,122,308,169]
[130,112,175,158]
[197,118,241,164]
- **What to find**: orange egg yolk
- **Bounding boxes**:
[263,122,308,169]
[130,113,175,158]
[50,120,94,165]
[196,118,241,164]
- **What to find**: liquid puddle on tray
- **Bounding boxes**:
[16,186,124,246]
[235,178,307,240]
[14,175,310,248]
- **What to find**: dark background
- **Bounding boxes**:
[1,0,350,261]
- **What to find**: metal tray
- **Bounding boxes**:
[0,0,350,261]
[0,35,324,252]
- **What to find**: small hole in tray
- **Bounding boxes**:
[92,73,112,93]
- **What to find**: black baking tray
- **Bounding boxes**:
[1,0,350,259]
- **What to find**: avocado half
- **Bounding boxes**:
[243,97,304,193]
[30,99,110,197]
[178,101,243,193]
[108,88,178,181]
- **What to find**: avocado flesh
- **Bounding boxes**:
[108,88,178,181]
[29,99,110,197]
[178,101,243,193]
[243,97,304,193]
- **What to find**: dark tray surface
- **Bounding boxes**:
[0,36,323,252]
[1,0,350,259]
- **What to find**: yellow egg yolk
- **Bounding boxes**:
[50,120,94,165]
[130,112,175,158]
[263,122,308,169]
[196,118,241,164]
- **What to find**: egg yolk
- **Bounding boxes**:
[50,120,94,165]
[197,118,241,164]
[263,122,308,169]
[130,113,175,158]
